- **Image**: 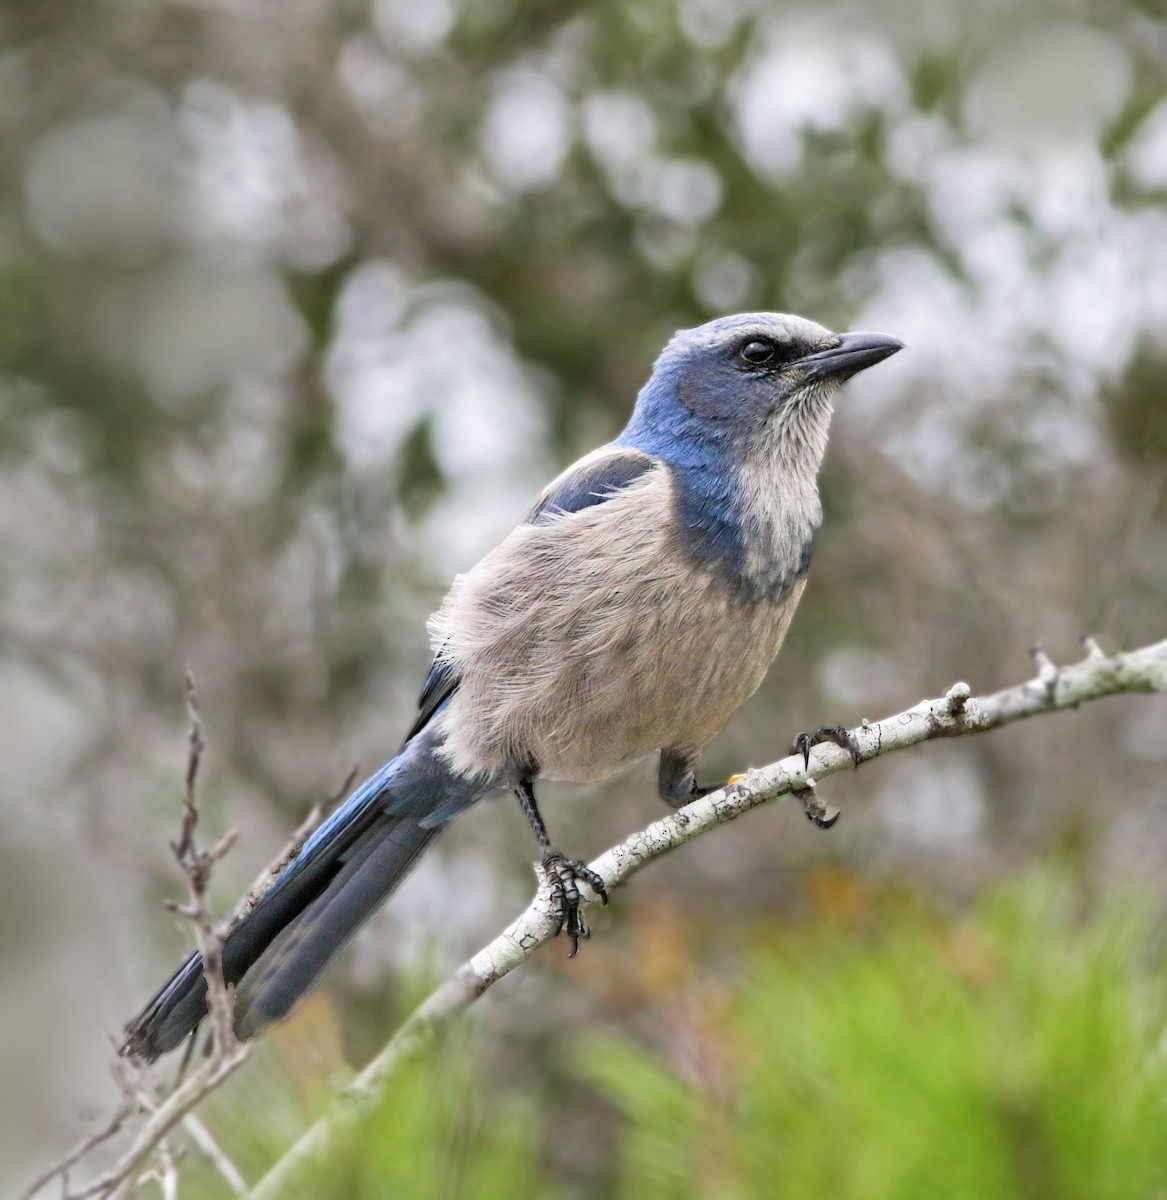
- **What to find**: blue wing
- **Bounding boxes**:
[403,446,657,744]
[401,653,459,746]
[522,446,656,525]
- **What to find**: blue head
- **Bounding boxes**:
[618,312,901,459]
[616,312,902,598]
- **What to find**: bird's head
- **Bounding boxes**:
[621,312,902,461]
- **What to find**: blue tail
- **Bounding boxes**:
[122,726,486,1060]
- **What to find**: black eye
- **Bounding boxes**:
[739,339,776,366]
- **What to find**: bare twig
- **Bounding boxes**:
[15,1106,134,1200]
[55,747,352,1200]
[62,1044,248,1200]
[19,672,253,1200]
[166,669,239,1062]
[181,1113,248,1197]
[136,1141,179,1200]
[249,635,1167,1200]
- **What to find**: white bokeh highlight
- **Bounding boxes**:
[328,263,552,570]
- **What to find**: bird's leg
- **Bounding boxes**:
[513,779,607,955]
[657,748,714,807]
[658,748,753,806]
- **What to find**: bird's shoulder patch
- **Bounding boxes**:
[523,446,657,526]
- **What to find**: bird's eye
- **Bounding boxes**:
[739,340,776,365]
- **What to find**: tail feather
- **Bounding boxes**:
[233,817,438,1039]
[122,728,485,1060]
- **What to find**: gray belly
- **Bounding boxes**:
[523,575,802,781]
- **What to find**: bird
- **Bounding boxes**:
[121,311,902,1061]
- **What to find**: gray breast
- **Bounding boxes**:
[429,469,808,784]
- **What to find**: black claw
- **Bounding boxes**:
[542,853,606,955]
[792,731,813,769]
[793,786,840,830]
[791,725,860,769]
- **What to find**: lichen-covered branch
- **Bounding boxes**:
[250,636,1167,1199]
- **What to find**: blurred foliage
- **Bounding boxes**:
[1106,341,1167,467]
[585,870,1167,1200]
[287,1049,557,1200]
[172,867,1167,1198]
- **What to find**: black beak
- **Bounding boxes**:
[796,331,904,384]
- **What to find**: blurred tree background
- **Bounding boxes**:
[1,0,1166,1193]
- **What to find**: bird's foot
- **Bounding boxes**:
[789,727,854,830]
[793,781,839,830]
[541,853,608,956]
[791,725,861,770]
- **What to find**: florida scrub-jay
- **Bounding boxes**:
[122,312,902,1060]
